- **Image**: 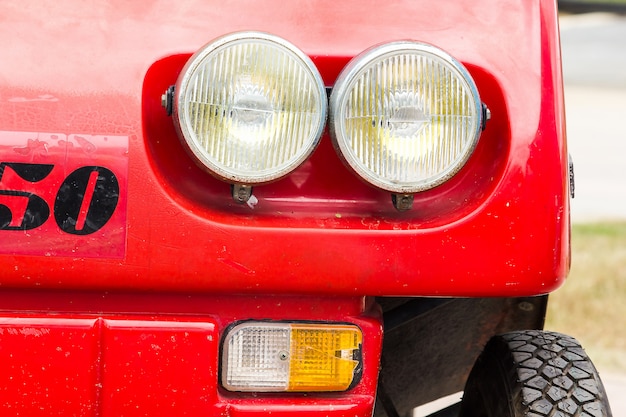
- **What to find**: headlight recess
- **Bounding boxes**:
[163,35,486,210]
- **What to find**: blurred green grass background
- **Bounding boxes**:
[560,0,626,6]
[559,0,626,13]
[545,222,626,373]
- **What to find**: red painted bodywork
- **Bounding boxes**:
[0,0,568,415]
[0,293,382,416]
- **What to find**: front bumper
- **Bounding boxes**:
[0,293,382,417]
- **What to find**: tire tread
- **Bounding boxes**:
[506,331,611,417]
[460,330,613,417]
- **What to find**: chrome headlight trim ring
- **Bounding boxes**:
[173,31,327,185]
[329,41,483,194]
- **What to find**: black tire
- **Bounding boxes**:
[460,330,613,417]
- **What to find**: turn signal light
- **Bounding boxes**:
[221,322,362,392]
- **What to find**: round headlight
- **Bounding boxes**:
[329,41,482,194]
[173,32,327,185]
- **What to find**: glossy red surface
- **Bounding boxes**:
[0,293,382,416]
[0,2,568,295]
[0,0,568,414]
[0,132,128,257]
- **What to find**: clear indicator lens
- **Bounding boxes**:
[222,323,362,392]
[330,42,482,193]
[224,325,290,389]
[175,33,327,184]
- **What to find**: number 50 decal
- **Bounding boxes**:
[0,162,119,235]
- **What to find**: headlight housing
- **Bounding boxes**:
[329,41,483,197]
[172,32,327,187]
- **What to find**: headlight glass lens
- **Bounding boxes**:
[174,32,327,184]
[330,42,482,193]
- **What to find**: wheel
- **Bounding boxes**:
[460,330,613,417]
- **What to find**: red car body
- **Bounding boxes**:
[0,1,570,416]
